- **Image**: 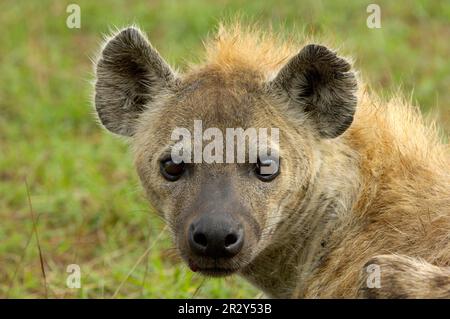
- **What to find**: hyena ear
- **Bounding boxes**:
[94,27,177,136]
[269,44,357,138]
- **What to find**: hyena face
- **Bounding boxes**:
[94,27,357,276]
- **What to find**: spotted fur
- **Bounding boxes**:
[93,23,450,298]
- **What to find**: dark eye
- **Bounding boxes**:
[160,158,186,181]
[254,157,280,182]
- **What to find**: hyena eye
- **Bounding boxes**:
[160,158,186,181]
[254,157,280,182]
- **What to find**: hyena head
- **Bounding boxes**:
[94,27,357,276]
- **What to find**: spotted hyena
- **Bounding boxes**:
[93,24,450,298]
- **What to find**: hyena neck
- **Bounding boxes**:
[241,139,361,298]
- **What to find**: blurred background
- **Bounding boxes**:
[0,0,448,298]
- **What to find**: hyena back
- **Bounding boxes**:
[93,24,450,298]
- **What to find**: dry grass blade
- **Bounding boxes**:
[5,225,35,298]
[140,229,152,298]
[190,277,206,299]
[112,225,168,298]
[25,179,48,298]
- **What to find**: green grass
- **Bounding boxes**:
[0,0,448,298]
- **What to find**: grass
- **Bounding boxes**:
[0,0,448,298]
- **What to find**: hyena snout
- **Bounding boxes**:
[188,214,244,259]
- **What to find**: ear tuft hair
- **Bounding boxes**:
[270,44,358,138]
[94,27,177,136]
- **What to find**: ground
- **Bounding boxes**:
[0,0,448,298]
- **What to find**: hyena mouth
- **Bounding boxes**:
[188,259,238,277]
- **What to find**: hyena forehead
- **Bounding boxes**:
[167,68,269,129]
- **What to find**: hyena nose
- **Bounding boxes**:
[188,215,244,258]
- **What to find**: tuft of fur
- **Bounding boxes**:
[202,23,298,76]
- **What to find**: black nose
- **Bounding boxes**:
[188,215,244,258]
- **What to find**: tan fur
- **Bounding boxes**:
[202,24,450,298]
[298,92,450,298]
[94,23,450,298]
